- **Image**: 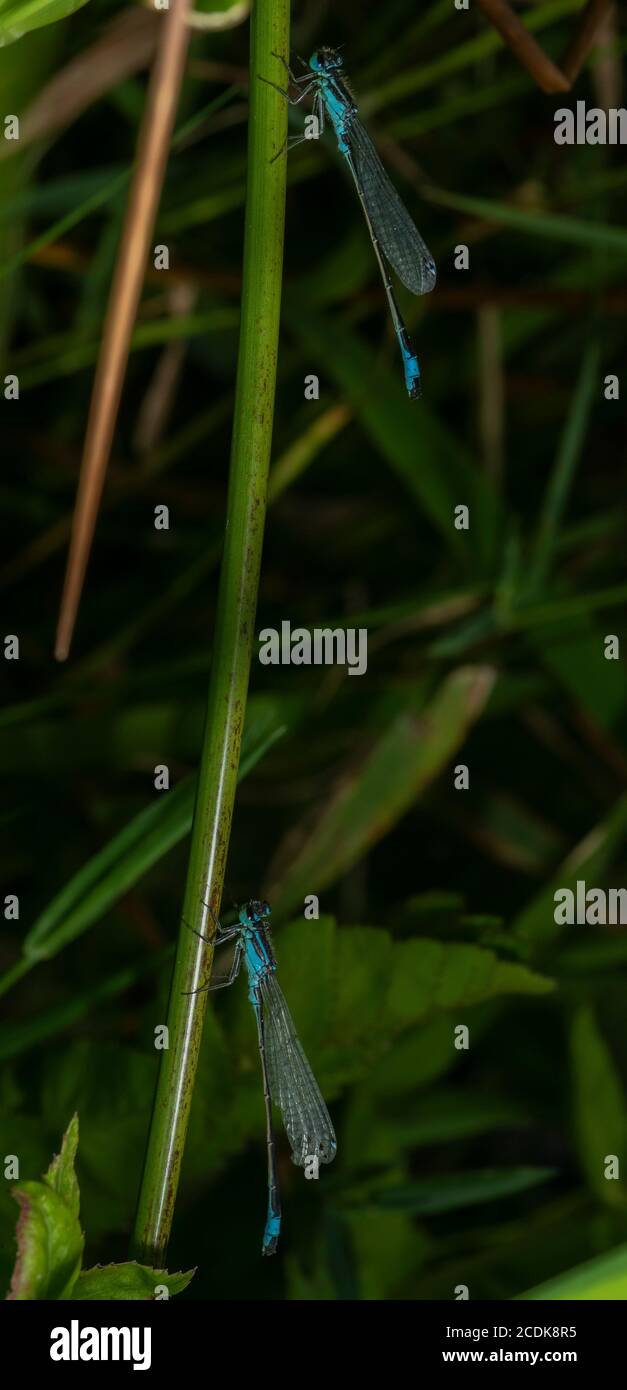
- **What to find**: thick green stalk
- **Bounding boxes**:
[131,0,290,1265]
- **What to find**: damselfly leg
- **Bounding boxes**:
[259,75,318,104]
[181,899,241,996]
[270,51,314,85]
[259,51,320,162]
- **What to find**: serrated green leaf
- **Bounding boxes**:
[225,920,551,1112]
[74,1262,195,1300]
[6,1115,84,1299]
[386,938,553,1028]
[7,1181,83,1299]
[44,1112,80,1219]
[333,926,392,1049]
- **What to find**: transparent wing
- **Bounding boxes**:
[349,118,436,296]
[260,972,336,1168]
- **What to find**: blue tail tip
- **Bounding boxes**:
[262,1212,281,1256]
[401,345,421,400]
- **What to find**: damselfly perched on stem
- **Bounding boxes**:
[262,47,436,398]
[185,899,336,1256]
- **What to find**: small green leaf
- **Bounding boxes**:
[44,1112,80,1219]
[74,1262,195,1300]
[7,1114,83,1299]
[7,1184,83,1299]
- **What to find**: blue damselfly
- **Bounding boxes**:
[186,899,336,1256]
[264,47,436,398]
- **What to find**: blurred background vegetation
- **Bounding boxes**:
[2,0,627,1300]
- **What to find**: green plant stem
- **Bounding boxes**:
[130,0,289,1266]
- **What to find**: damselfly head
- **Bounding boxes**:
[241,898,271,927]
[310,47,343,75]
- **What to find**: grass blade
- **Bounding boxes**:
[527,342,600,592]
[0,720,284,993]
[521,1243,627,1299]
[55,0,192,661]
